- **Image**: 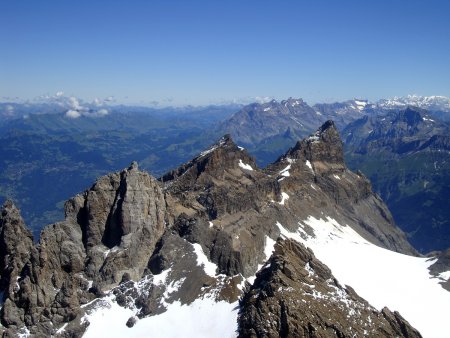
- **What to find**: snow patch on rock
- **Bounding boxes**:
[279,164,291,177]
[238,159,253,171]
[192,243,218,277]
[278,192,289,205]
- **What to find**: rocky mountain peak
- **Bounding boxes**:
[0,200,35,305]
[216,98,320,146]
[280,97,305,107]
[238,238,422,338]
[161,134,258,192]
[279,120,344,172]
[377,94,450,112]
[344,106,449,155]
[128,160,139,171]
[304,119,340,145]
[395,106,426,127]
[0,200,34,259]
[212,133,237,150]
[317,119,337,134]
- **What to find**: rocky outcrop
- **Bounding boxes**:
[0,200,36,331]
[238,239,422,338]
[0,163,167,336]
[0,200,34,292]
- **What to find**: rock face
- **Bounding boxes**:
[0,200,34,293]
[67,161,167,286]
[238,239,422,338]
[0,201,36,330]
[0,121,421,336]
[0,164,166,336]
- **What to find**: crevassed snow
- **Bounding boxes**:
[279,164,291,177]
[276,216,450,338]
[192,243,218,277]
[305,160,313,172]
[238,159,253,171]
[84,295,238,338]
[278,192,289,205]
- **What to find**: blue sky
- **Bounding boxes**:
[1,0,449,106]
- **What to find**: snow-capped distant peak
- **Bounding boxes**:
[353,99,368,110]
[377,95,450,111]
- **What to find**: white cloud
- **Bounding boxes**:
[55,91,64,97]
[217,96,274,105]
[68,96,81,110]
[65,110,81,118]
[253,96,273,104]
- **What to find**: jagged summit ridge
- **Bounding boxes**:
[0,121,425,337]
[272,119,344,174]
[161,133,259,193]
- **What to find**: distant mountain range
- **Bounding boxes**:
[216,98,369,165]
[377,95,450,119]
[2,93,449,122]
[0,94,449,254]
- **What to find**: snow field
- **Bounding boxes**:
[277,216,450,338]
